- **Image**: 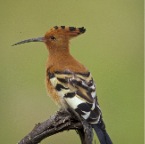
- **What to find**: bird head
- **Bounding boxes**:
[12,26,86,52]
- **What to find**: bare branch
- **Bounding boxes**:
[18,109,93,144]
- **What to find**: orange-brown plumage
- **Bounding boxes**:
[44,26,88,105]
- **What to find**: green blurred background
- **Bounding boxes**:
[0,0,144,144]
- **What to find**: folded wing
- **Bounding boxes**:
[48,70,102,124]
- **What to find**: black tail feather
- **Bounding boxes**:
[92,120,113,144]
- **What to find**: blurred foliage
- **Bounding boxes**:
[0,0,143,144]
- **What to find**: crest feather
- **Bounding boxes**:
[47,26,86,38]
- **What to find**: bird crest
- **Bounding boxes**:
[45,26,86,39]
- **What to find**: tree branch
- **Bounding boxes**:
[18,109,93,144]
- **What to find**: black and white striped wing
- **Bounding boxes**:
[48,70,102,124]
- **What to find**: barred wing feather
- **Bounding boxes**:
[48,70,102,124]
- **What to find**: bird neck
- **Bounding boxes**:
[46,46,87,73]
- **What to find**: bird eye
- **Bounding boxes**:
[50,36,56,40]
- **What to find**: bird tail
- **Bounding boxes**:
[92,119,113,144]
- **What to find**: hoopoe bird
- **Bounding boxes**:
[13,26,113,144]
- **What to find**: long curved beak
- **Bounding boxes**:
[12,37,45,46]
